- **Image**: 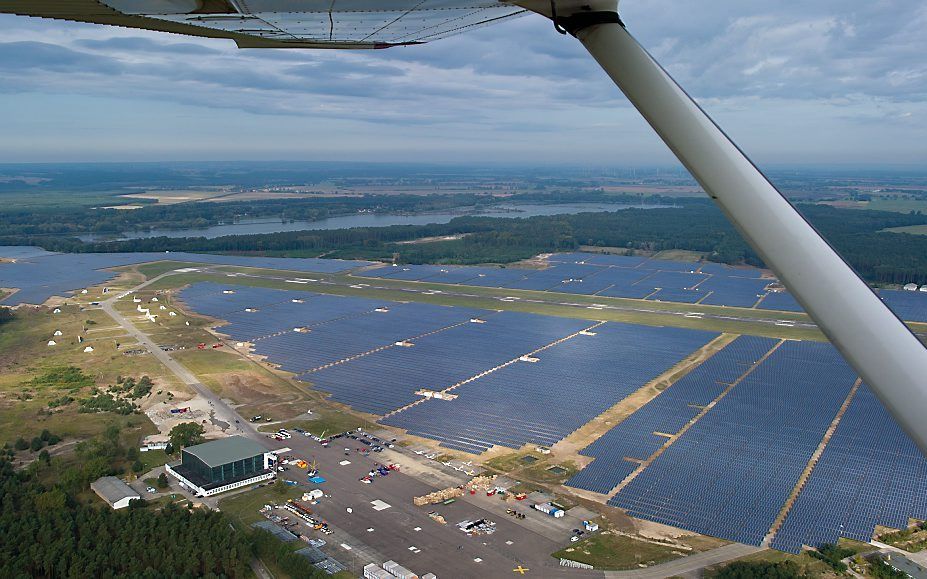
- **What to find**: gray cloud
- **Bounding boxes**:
[0,2,924,164]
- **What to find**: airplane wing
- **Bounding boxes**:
[0,0,528,49]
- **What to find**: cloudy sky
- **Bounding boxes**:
[0,1,925,165]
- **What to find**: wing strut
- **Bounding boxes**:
[557,9,927,454]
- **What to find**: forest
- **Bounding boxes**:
[0,423,327,578]
[8,198,927,285]
[3,186,927,284]
[0,192,503,237]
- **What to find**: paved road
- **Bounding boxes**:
[100,271,257,441]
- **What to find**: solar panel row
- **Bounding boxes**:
[383,323,718,453]
[603,342,862,546]
[566,335,779,494]
[178,281,924,552]
[304,311,591,415]
[771,384,927,553]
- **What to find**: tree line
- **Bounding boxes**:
[0,421,328,578]
[0,192,498,237]
[4,197,927,285]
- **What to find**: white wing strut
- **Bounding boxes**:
[553,10,927,454]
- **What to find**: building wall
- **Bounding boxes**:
[180,450,264,485]
[166,463,274,497]
[113,497,137,510]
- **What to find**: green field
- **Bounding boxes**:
[218,484,303,528]
[867,198,927,213]
[553,532,687,570]
[884,224,927,235]
[0,189,140,211]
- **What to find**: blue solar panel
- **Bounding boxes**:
[757,291,803,312]
[698,277,770,308]
[0,249,370,305]
[383,323,718,453]
[302,311,591,415]
[771,384,927,553]
[606,341,859,546]
[566,335,778,494]
[176,280,925,552]
[880,290,927,323]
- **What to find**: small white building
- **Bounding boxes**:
[53,330,62,336]
[140,441,169,452]
[47,340,57,346]
[91,476,140,509]
[904,283,919,291]
[363,564,394,579]
[921,285,927,292]
[83,346,94,353]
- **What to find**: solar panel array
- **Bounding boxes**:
[305,311,592,415]
[771,384,927,553]
[566,335,779,494]
[608,341,860,545]
[0,248,370,305]
[360,255,927,322]
[382,323,718,454]
[178,281,925,551]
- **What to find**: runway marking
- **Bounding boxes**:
[513,565,530,574]
[371,499,391,511]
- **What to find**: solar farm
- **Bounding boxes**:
[358,252,927,322]
[178,280,927,554]
[0,246,369,305]
[3,246,927,324]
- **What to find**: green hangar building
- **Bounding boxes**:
[166,436,275,497]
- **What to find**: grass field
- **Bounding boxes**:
[0,189,136,210]
[262,406,375,438]
[0,301,173,451]
[867,198,927,213]
[219,483,303,528]
[884,224,927,235]
[553,532,688,570]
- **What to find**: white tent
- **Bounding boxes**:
[83,346,94,353]
[47,340,56,346]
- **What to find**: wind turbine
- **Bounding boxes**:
[4,0,927,453]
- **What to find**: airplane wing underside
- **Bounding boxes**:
[1,0,528,48]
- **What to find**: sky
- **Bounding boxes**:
[0,1,925,166]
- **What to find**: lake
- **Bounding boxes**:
[78,202,668,242]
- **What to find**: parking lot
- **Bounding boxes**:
[260,429,604,578]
